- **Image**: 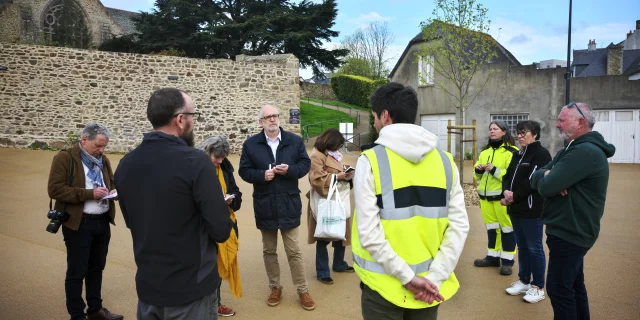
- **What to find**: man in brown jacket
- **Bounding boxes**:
[47,123,123,320]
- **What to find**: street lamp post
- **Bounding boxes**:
[565,0,573,104]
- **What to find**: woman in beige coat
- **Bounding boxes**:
[307,128,355,285]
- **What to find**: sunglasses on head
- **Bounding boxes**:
[566,102,586,119]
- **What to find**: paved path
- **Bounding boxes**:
[1,147,638,319]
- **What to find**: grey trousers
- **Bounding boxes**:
[137,290,218,320]
[361,282,439,320]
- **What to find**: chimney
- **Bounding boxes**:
[607,45,623,75]
[588,39,596,51]
[628,30,634,38]
[636,20,640,30]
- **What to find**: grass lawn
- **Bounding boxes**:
[300,102,356,138]
[301,97,370,112]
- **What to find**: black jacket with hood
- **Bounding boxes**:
[502,141,552,219]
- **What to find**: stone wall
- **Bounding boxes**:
[606,45,623,75]
[0,0,126,46]
[0,43,301,153]
[0,0,20,43]
[300,82,337,100]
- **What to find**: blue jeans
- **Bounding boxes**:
[316,240,349,278]
[546,234,591,320]
[511,216,546,288]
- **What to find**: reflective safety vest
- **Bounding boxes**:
[351,145,459,309]
[473,143,518,200]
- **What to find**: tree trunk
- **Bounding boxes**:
[456,108,464,186]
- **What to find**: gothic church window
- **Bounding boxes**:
[42,0,91,48]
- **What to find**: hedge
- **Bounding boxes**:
[330,74,388,108]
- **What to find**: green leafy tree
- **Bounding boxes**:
[417,0,499,183]
[335,57,375,79]
[99,0,347,76]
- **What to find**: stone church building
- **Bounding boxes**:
[0,0,138,47]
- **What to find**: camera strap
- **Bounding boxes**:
[49,149,76,211]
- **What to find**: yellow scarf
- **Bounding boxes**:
[216,165,242,299]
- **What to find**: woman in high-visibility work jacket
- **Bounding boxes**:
[473,120,518,275]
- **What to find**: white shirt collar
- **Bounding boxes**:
[265,131,281,142]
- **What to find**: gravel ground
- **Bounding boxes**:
[462,183,479,206]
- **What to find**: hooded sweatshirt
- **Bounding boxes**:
[530,131,615,248]
[353,124,469,288]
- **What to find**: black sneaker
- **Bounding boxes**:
[318,277,334,284]
[333,266,355,273]
[474,257,501,267]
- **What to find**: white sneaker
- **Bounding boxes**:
[523,286,546,303]
[506,280,531,295]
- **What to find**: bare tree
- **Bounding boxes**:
[339,21,395,79]
[416,0,499,184]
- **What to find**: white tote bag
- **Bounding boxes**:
[314,174,347,240]
[310,179,351,220]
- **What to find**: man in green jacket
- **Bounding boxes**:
[530,102,615,320]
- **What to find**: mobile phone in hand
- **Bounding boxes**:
[344,167,355,173]
[224,194,235,201]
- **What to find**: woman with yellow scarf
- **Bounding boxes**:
[199,135,243,317]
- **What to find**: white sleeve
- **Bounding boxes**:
[353,155,415,285]
[425,161,470,288]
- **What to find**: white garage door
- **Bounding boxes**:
[420,114,456,154]
[592,110,640,163]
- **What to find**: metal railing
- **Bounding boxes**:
[343,132,363,149]
[302,117,357,142]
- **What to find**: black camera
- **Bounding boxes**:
[46,210,70,234]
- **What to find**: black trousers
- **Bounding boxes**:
[546,235,591,320]
[62,215,111,320]
[361,282,439,320]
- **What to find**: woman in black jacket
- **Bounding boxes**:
[501,121,551,304]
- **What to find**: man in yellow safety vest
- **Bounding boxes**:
[352,82,469,319]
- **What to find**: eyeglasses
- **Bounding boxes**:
[567,102,586,119]
[261,114,279,121]
[174,112,202,121]
[516,130,531,137]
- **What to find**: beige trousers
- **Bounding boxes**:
[260,227,309,294]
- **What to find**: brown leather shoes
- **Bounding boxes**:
[267,287,282,307]
[87,308,124,320]
[299,292,315,311]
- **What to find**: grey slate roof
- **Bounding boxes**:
[389,24,521,79]
[573,45,640,77]
[105,7,139,35]
[306,73,332,84]
[623,50,640,75]
[576,49,608,77]
[625,56,640,76]
[572,48,607,66]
